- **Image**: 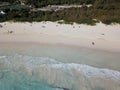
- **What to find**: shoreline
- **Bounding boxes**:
[0,21,120,52]
[0,41,120,53]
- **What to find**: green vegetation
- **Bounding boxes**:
[0,0,15,4]
[26,0,95,8]
[0,4,29,10]
[0,0,95,7]
[0,0,120,25]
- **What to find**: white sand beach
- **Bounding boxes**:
[0,21,120,90]
[0,21,120,52]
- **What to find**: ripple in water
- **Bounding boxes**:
[0,55,120,90]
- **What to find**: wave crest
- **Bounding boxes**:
[0,54,120,90]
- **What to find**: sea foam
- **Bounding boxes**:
[0,54,120,90]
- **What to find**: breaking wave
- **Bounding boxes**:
[0,54,120,90]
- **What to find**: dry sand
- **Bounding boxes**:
[0,21,120,52]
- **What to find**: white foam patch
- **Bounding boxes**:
[51,63,120,81]
[0,54,120,81]
[0,56,6,59]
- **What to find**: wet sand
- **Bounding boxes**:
[0,21,120,90]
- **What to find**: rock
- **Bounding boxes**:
[92,42,95,45]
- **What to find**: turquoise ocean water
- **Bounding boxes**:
[0,44,120,90]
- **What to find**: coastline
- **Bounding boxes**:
[0,21,120,90]
[0,21,120,52]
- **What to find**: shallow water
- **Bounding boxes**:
[0,44,120,90]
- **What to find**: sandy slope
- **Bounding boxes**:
[0,21,120,52]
